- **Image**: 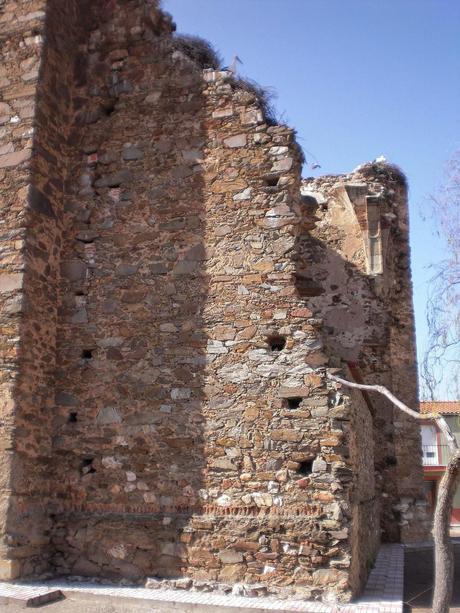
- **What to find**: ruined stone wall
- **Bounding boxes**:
[0,0,172,582]
[42,4,360,596]
[0,0,426,602]
[302,165,428,544]
[49,0,210,582]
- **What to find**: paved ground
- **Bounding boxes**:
[4,539,460,611]
[0,542,406,612]
[1,591,279,613]
[403,546,460,612]
[4,540,460,612]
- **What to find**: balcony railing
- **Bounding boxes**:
[422,445,451,466]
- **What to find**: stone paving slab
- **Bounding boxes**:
[0,544,404,612]
[0,583,64,607]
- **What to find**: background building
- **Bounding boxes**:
[421,401,460,526]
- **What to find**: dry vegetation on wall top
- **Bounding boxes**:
[172,33,281,127]
[358,161,408,188]
[230,76,280,127]
[171,34,223,70]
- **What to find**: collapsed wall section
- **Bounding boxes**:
[302,165,428,543]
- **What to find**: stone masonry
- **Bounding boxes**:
[0,0,427,605]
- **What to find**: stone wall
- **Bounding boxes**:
[348,385,379,595]
[0,0,426,603]
[302,166,428,543]
[0,0,50,580]
[44,7,358,595]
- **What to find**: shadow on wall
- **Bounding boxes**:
[6,0,210,580]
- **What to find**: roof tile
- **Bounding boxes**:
[420,401,460,415]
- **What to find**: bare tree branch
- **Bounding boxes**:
[421,149,460,400]
[326,372,436,422]
[437,416,459,454]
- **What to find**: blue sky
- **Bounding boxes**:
[163,0,460,398]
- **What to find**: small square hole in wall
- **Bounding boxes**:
[81,458,96,474]
[68,412,78,423]
[264,175,280,187]
[285,397,302,410]
[297,459,313,475]
[267,335,286,352]
[76,236,95,244]
[103,102,116,117]
[81,349,93,359]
